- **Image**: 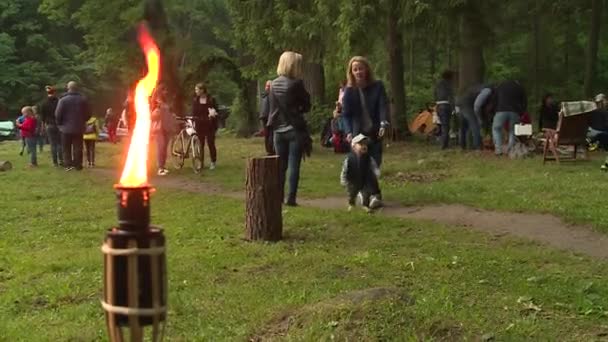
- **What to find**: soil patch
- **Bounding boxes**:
[92,168,608,260]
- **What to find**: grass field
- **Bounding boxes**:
[1,137,607,341]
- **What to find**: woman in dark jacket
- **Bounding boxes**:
[192,83,219,170]
[341,56,390,166]
[266,51,311,206]
[538,93,559,130]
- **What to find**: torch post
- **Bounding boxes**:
[102,185,167,342]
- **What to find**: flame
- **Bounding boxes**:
[119,24,161,187]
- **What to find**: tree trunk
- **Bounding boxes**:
[408,25,415,88]
[533,5,541,100]
[429,31,437,77]
[303,60,325,105]
[237,55,260,137]
[584,0,603,98]
[0,161,12,171]
[386,1,407,137]
[245,156,283,241]
[457,7,485,93]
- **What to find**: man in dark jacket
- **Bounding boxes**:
[434,70,455,149]
[55,81,91,170]
[492,80,527,155]
[40,85,63,166]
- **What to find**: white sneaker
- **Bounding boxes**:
[157,168,169,176]
[369,196,383,209]
[356,192,363,206]
[209,162,216,170]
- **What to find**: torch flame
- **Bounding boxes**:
[119,24,161,187]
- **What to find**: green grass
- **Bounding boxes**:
[1,139,608,340]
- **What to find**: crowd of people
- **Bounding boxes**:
[14,50,608,212]
[15,80,223,175]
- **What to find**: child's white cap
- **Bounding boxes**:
[351,134,369,147]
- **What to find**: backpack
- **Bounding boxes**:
[85,120,96,134]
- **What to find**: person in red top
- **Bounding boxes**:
[16,106,38,167]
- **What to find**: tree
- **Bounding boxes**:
[584,0,603,97]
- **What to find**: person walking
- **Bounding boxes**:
[340,134,382,212]
[151,84,175,176]
[341,56,390,167]
[192,83,219,170]
[17,106,38,167]
[259,80,275,155]
[456,84,483,150]
[83,115,100,167]
[15,113,27,156]
[33,106,45,152]
[492,80,527,155]
[266,51,311,206]
[40,85,62,166]
[55,81,91,171]
[434,70,456,149]
[104,108,118,143]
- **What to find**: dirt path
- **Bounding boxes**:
[94,168,608,260]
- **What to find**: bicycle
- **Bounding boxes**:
[170,116,203,173]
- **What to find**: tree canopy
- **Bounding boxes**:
[1,0,606,134]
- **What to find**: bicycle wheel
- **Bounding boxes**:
[170,133,185,169]
[191,134,203,173]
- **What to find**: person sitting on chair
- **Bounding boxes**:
[589,93,608,152]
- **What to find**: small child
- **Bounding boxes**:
[15,114,26,155]
[83,116,100,167]
[33,106,44,152]
[340,134,383,212]
[17,106,38,167]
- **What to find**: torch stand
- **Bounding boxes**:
[102,186,167,342]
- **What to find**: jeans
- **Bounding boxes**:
[492,111,520,154]
[25,137,37,165]
[460,109,482,150]
[46,125,63,165]
[155,131,170,169]
[588,128,608,150]
[367,137,383,167]
[274,129,303,203]
[437,104,451,149]
[62,133,84,169]
[84,139,96,165]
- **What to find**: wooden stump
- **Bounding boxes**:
[0,161,12,171]
[245,156,283,241]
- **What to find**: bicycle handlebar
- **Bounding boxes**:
[174,115,201,121]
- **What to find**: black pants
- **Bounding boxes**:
[46,125,63,165]
[347,177,381,206]
[196,125,217,164]
[62,133,84,169]
[438,104,452,149]
[84,139,96,165]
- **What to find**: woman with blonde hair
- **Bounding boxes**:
[342,56,390,167]
[265,51,311,206]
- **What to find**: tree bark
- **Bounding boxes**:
[245,156,283,241]
[584,0,603,98]
[532,4,541,100]
[237,55,261,137]
[303,61,325,104]
[457,7,485,93]
[386,1,407,137]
